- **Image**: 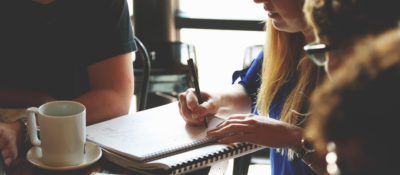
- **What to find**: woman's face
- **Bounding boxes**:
[254,0,307,33]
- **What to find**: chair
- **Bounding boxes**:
[136,42,196,109]
[133,36,151,111]
[243,45,263,68]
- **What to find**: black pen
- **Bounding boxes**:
[187,58,208,128]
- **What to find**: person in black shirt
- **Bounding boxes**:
[0,0,136,167]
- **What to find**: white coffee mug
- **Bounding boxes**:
[27,101,86,166]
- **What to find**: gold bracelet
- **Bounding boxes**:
[296,137,315,159]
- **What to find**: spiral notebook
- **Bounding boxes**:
[86,102,265,174]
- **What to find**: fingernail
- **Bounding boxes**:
[191,114,198,119]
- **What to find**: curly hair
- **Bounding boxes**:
[304,0,400,50]
[306,28,400,174]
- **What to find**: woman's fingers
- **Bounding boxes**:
[207,123,254,137]
[212,131,258,144]
[179,93,203,125]
[178,95,191,117]
[227,113,256,119]
[194,100,216,117]
[186,89,200,112]
[209,120,231,131]
[217,133,250,144]
[179,88,222,126]
[211,115,258,130]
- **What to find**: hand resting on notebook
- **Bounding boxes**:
[207,114,303,150]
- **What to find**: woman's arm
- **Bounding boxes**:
[207,115,328,175]
[0,89,54,108]
[301,151,327,175]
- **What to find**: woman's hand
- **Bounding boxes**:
[0,121,24,167]
[207,114,303,149]
[178,88,219,126]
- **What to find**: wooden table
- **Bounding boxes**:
[6,156,229,175]
[2,103,233,175]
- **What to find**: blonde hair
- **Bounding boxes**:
[256,19,324,159]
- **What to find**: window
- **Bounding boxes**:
[178,0,266,91]
[180,29,265,91]
[179,0,265,20]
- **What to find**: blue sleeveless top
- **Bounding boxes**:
[232,50,316,175]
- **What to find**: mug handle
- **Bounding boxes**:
[26,107,41,147]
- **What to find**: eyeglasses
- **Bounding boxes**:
[326,142,341,175]
[304,42,331,67]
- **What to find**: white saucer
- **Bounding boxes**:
[26,142,102,170]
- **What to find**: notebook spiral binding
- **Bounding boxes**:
[143,137,219,162]
[170,143,262,175]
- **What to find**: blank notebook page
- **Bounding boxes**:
[86,102,224,162]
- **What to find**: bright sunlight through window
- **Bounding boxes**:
[179,0,267,92]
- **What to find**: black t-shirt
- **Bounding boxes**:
[0,0,137,99]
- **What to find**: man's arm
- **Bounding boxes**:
[0,89,54,108]
[0,52,134,125]
[74,52,134,125]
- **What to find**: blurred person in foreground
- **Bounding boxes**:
[306,28,400,175]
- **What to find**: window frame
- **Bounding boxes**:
[175,11,265,31]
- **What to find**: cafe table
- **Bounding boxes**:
[6,156,230,175]
[1,103,231,175]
